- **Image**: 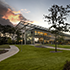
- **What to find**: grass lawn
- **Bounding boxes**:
[0,45,70,70]
[0,45,10,48]
[46,44,70,48]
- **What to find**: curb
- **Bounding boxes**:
[0,45,19,62]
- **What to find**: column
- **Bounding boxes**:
[33,29,35,45]
[24,27,26,45]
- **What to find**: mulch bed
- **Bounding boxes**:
[50,51,62,53]
[0,50,9,54]
[35,45,45,48]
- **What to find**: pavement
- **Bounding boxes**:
[0,45,19,62]
[31,44,70,50]
[42,45,70,51]
[30,44,70,50]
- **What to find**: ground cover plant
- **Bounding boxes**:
[0,45,10,48]
[0,49,8,54]
[0,45,10,54]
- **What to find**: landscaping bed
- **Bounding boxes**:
[0,45,10,48]
[0,50,9,54]
[0,45,9,54]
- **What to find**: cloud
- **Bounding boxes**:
[0,0,27,25]
[21,9,30,13]
[13,10,21,14]
[2,8,27,25]
[32,21,39,24]
[0,0,32,26]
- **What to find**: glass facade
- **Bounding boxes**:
[17,21,55,44]
[25,30,52,44]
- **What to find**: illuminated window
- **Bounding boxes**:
[35,31,38,35]
[34,38,39,42]
[44,33,47,36]
[35,31,37,33]
[38,31,41,34]
[39,38,43,40]
[47,40,49,43]
[37,31,44,35]
[40,32,43,35]
[44,40,47,43]
[48,35,51,37]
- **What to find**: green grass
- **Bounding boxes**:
[46,44,70,48]
[0,45,70,70]
[0,45,10,48]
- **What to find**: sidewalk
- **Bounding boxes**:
[43,45,70,50]
[0,45,19,62]
[30,44,70,51]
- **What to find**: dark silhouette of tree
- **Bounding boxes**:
[15,28,22,44]
[44,4,70,52]
[0,24,3,37]
[0,24,22,44]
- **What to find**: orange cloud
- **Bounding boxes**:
[21,9,30,13]
[13,10,20,14]
[32,21,39,24]
[2,8,25,25]
[26,11,30,13]
[23,20,33,23]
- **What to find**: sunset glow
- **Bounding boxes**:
[13,11,21,14]
[2,8,22,25]
[32,21,39,24]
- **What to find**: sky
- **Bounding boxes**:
[1,0,70,29]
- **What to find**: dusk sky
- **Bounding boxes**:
[1,0,70,28]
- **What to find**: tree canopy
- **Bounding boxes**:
[0,24,22,44]
[44,4,70,32]
[44,4,70,52]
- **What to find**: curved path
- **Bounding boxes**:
[31,44,70,50]
[0,45,19,62]
[43,45,70,50]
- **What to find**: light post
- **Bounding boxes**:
[21,33,23,52]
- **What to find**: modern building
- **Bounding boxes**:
[16,21,70,44]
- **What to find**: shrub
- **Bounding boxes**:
[63,60,70,70]
[7,38,12,44]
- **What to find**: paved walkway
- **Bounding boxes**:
[43,45,70,51]
[31,44,70,50]
[0,45,19,62]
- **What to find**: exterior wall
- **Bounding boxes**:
[34,30,51,44]
[25,29,52,44]
[17,21,70,44]
[64,36,70,40]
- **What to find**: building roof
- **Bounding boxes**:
[16,21,49,32]
[16,21,70,38]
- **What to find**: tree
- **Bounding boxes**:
[16,29,22,44]
[0,24,23,44]
[0,24,3,37]
[44,4,70,52]
[7,38,12,44]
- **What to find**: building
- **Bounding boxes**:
[16,21,70,44]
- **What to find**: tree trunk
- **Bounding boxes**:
[55,42,57,52]
[55,35,57,52]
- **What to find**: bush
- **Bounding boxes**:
[7,38,12,44]
[0,37,8,45]
[63,60,70,70]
